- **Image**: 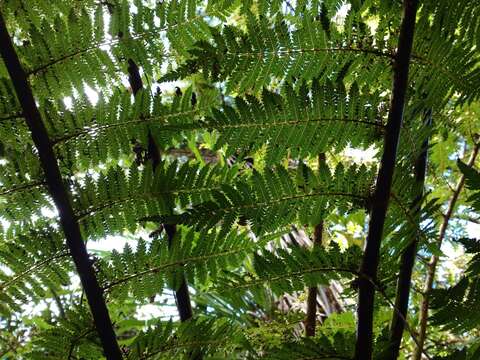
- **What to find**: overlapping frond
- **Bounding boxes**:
[27,307,103,360]
[430,237,480,333]
[49,88,202,171]
[412,10,480,105]
[100,227,255,301]
[170,162,374,235]
[216,242,360,298]
[127,317,244,359]
[0,163,47,223]
[12,0,211,98]
[0,0,477,358]
[74,161,238,238]
[165,13,396,93]
[166,9,480,105]
[0,227,71,315]
[261,334,354,360]
[429,162,480,333]
[44,79,386,171]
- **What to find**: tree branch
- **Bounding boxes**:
[0,12,122,360]
[387,110,431,359]
[412,141,480,360]
[354,1,419,359]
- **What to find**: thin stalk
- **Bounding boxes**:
[0,12,122,360]
[354,1,418,359]
[412,141,480,360]
[387,111,432,359]
[305,221,324,337]
[305,154,326,337]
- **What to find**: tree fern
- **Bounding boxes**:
[1,1,480,359]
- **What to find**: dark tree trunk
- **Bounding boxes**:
[387,110,431,359]
[354,1,419,359]
[305,222,324,337]
[305,154,326,337]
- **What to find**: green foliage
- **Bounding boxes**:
[0,228,71,315]
[73,160,238,239]
[209,81,385,162]
[9,0,211,98]
[99,227,255,301]
[165,12,396,93]
[1,0,480,358]
[27,307,103,360]
[127,317,245,359]
[169,162,374,235]
[430,237,480,334]
[218,242,360,298]
[261,333,354,359]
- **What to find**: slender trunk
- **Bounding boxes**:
[305,221,324,336]
[126,60,194,323]
[412,142,480,360]
[0,13,122,360]
[305,154,326,337]
[354,1,418,359]
[387,111,431,359]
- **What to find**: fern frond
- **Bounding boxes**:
[165,14,396,93]
[0,229,71,315]
[127,317,244,359]
[216,242,360,298]
[208,81,385,162]
[101,227,255,302]
[0,148,47,223]
[167,10,479,104]
[430,237,480,333]
[47,79,385,170]
[170,163,374,235]
[74,161,238,239]
[429,163,480,332]
[13,0,211,97]
[261,334,354,360]
[50,88,204,170]
[0,77,20,116]
[27,307,103,360]
[2,0,97,31]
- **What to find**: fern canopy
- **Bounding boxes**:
[1,0,480,359]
